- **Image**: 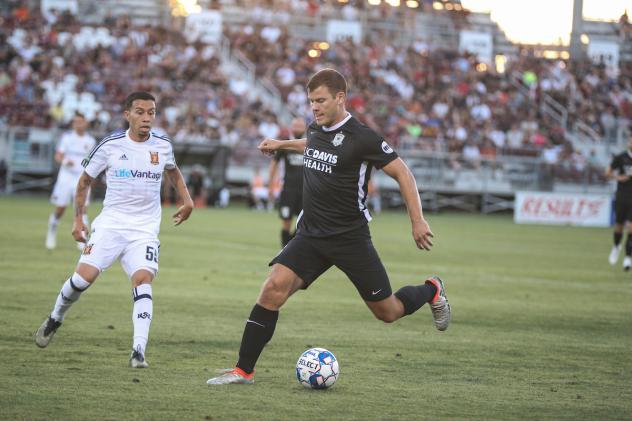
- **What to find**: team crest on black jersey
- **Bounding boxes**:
[149,151,159,165]
[332,133,345,147]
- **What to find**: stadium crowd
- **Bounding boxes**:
[227,23,630,177]
[2,2,631,183]
[0,4,283,150]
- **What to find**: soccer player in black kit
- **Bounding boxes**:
[207,68,451,385]
[606,132,632,270]
[268,117,306,246]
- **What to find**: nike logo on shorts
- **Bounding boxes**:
[371,289,382,296]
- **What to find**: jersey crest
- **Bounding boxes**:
[332,133,345,147]
[149,151,159,165]
[82,243,93,255]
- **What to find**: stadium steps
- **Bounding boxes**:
[218,36,297,125]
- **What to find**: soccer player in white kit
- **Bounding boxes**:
[35,92,194,368]
[46,112,96,250]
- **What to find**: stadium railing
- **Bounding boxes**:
[1,126,57,194]
[372,150,612,213]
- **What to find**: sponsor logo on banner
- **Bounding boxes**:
[514,192,611,227]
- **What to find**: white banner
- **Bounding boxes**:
[514,191,611,227]
[326,20,362,44]
[41,0,78,14]
[185,10,222,44]
[459,30,493,64]
[587,40,619,71]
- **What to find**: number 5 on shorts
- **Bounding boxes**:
[145,246,159,263]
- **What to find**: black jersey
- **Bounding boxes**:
[610,151,632,198]
[297,115,398,237]
[274,149,303,192]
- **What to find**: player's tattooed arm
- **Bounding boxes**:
[165,166,194,226]
[72,172,93,242]
[74,172,93,218]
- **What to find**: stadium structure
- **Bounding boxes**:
[1,0,630,218]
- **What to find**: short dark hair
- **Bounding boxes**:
[124,91,156,110]
[306,68,347,97]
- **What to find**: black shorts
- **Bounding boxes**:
[615,195,632,224]
[269,225,391,302]
[278,189,302,220]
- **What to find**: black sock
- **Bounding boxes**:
[394,283,437,316]
[626,235,632,256]
[615,232,623,246]
[281,229,291,246]
[236,304,279,374]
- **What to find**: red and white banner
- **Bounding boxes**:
[514,192,611,227]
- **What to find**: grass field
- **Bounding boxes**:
[0,196,630,420]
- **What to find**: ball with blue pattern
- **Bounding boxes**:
[296,347,339,389]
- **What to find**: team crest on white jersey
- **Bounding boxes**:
[82,243,93,255]
[381,141,394,154]
[149,151,159,165]
[332,133,345,147]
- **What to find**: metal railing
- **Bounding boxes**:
[219,35,297,124]
[0,126,58,194]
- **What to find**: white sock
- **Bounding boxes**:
[48,213,59,231]
[51,273,91,322]
[132,284,153,355]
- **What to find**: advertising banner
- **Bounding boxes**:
[514,191,611,227]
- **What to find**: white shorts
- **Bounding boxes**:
[252,187,267,199]
[50,171,90,207]
[78,226,160,279]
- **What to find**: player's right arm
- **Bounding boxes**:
[268,159,279,203]
[606,156,630,182]
[258,138,306,155]
[54,150,64,165]
[55,134,67,166]
[72,172,93,242]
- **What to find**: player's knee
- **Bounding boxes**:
[75,263,99,283]
[373,309,398,323]
[259,277,291,308]
[131,270,154,287]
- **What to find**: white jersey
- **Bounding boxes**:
[82,130,176,236]
[57,130,96,177]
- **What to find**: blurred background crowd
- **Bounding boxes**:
[1,0,631,203]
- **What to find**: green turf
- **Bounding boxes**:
[0,196,630,420]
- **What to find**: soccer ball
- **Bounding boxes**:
[296,347,339,389]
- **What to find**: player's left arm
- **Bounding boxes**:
[165,166,194,226]
[382,158,434,251]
